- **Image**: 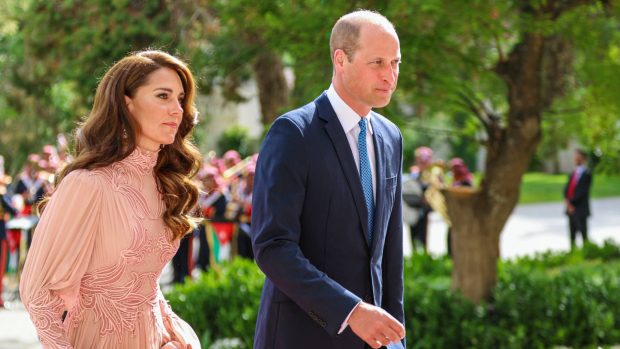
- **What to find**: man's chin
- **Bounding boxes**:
[373,98,392,109]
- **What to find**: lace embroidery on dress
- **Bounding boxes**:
[26,289,73,348]
[66,148,178,343]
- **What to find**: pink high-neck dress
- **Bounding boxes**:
[20,148,200,349]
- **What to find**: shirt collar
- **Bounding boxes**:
[575,165,587,176]
[326,85,373,135]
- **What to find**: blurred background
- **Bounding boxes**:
[1,1,620,348]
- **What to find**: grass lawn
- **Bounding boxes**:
[519,172,620,204]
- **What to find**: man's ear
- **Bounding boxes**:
[333,49,346,71]
[124,95,133,112]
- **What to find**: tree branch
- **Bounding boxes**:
[455,89,491,131]
[542,0,596,20]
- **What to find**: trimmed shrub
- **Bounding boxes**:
[167,258,263,349]
[167,240,620,348]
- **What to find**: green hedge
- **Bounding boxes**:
[166,259,263,348]
[167,240,620,348]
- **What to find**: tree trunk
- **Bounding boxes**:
[446,134,536,302]
[448,32,546,303]
[253,49,289,125]
[446,192,500,302]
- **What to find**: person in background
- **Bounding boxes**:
[13,155,47,215]
[0,169,17,308]
[446,157,473,257]
[449,158,473,187]
[234,162,255,260]
[563,148,592,249]
[408,146,433,252]
[197,166,229,269]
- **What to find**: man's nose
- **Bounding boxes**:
[382,64,397,85]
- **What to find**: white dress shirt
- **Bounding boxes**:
[326,85,377,334]
[326,85,377,201]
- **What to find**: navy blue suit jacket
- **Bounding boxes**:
[563,169,592,218]
[251,93,405,349]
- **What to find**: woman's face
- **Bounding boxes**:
[124,67,185,151]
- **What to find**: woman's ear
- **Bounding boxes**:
[124,95,133,113]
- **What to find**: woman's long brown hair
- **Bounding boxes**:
[39,50,201,240]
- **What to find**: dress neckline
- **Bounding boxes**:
[121,146,160,173]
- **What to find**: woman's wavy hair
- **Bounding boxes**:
[39,50,202,240]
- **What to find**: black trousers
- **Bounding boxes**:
[172,233,193,283]
[568,214,588,248]
[196,224,210,271]
[410,213,429,251]
[237,225,254,260]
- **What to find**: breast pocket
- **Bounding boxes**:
[383,175,398,208]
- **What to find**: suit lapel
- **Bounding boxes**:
[315,93,370,246]
[370,115,385,254]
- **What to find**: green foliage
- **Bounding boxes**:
[0,0,203,170]
[166,258,264,349]
[503,240,620,271]
[550,4,620,174]
[166,241,620,348]
[216,125,258,159]
[519,172,620,204]
[2,0,619,176]
[407,240,620,348]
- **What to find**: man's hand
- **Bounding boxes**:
[348,302,405,349]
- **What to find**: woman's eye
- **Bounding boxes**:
[157,94,168,99]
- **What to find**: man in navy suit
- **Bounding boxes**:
[564,148,592,249]
[251,10,405,349]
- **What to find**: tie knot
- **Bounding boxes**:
[359,118,367,132]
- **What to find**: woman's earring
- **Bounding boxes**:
[122,128,128,139]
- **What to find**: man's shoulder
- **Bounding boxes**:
[371,111,401,138]
[279,101,317,124]
[274,95,327,131]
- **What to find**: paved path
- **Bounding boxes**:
[0,305,39,349]
[2,197,618,347]
[416,197,620,259]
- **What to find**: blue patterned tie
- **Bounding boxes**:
[358,118,374,242]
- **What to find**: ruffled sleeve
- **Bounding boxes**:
[158,289,201,349]
[20,170,103,349]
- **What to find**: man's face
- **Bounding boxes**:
[574,152,585,166]
[335,23,401,115]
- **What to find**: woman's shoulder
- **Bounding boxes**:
[59,169,106,191]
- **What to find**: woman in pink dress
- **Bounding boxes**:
[20,50,202,349]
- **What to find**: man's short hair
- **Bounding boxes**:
[575,148,588,158]
[329,10,395,62]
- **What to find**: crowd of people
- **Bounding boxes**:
[0,135,258,308]
[1,139,477,307]
[171,149,258,283]
[401,146,475,255]
[0,140,72,308]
